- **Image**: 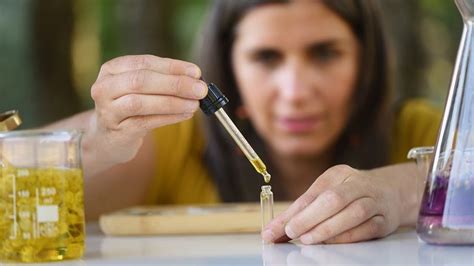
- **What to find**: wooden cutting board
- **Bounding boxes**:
[99,202,290,236]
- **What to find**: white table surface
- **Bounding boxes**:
[3,224,474,265]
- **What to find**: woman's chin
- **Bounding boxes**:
[273,143,325,158]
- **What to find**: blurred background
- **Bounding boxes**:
[0,0,463,128]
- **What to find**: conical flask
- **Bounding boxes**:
[417,0,474,244]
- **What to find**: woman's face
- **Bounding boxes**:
[232,1,360,158]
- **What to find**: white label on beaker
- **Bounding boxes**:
[37,205,58,222]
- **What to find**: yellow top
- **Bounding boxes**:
[146,99,442,205]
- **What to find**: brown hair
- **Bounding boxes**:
[197,0,392,202]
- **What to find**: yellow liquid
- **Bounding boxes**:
[0,167,85,262]
[251,158,271,183]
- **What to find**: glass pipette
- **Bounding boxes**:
[199,82,271,183]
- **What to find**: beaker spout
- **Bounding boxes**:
[407,146,434,177]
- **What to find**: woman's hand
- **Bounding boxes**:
[84,55,207,173]
[262,164,421,244]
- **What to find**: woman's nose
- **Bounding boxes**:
[274,61,315,102]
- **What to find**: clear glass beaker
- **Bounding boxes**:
[0,130,85,262]
[415,0,474,245]
[407,146,435,204]
[407,146,435,178]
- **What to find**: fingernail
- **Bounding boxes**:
[261,229,275,244]
[285,225,296,239]
[300,234,313,244]
[193,82,207,98]
[186,66,201,78]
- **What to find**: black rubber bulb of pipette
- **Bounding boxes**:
[199,79,229,115]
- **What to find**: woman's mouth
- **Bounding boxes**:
[276,115,322,134]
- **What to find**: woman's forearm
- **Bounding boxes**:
[43,110,156,220]
[42,110,112,177]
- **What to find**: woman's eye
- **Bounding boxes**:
[251,49,281,67]
[311,47,341,64]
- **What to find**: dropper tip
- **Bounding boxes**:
[263,171,271,183]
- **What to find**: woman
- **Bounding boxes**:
[47,0,441,244]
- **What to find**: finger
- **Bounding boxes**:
[99,55,201,78]
[117,113,193,132]
[262,165,355,243]
[91,70,208,102]
[298,197,377,244]
[285,180,368,240]
[323,215,387,244]
[261,192,319,244]
[110,94,199,123]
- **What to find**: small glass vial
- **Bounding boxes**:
[260,185,274,230]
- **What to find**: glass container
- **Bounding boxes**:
[416,0,474,244]
[0,130,85,262]
[260,185,274,231]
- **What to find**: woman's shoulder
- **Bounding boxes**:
[153,113,203,139]
[152,113,206,153]
[390,98,442,163]
[147,114,218,204]
[395,99,442,138]
[397,98,442,121]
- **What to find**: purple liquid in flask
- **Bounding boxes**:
[417,170,474,244]
[419,173,449,218]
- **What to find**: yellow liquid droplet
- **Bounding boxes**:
[263,172,271,183]
[251,158,272,183]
